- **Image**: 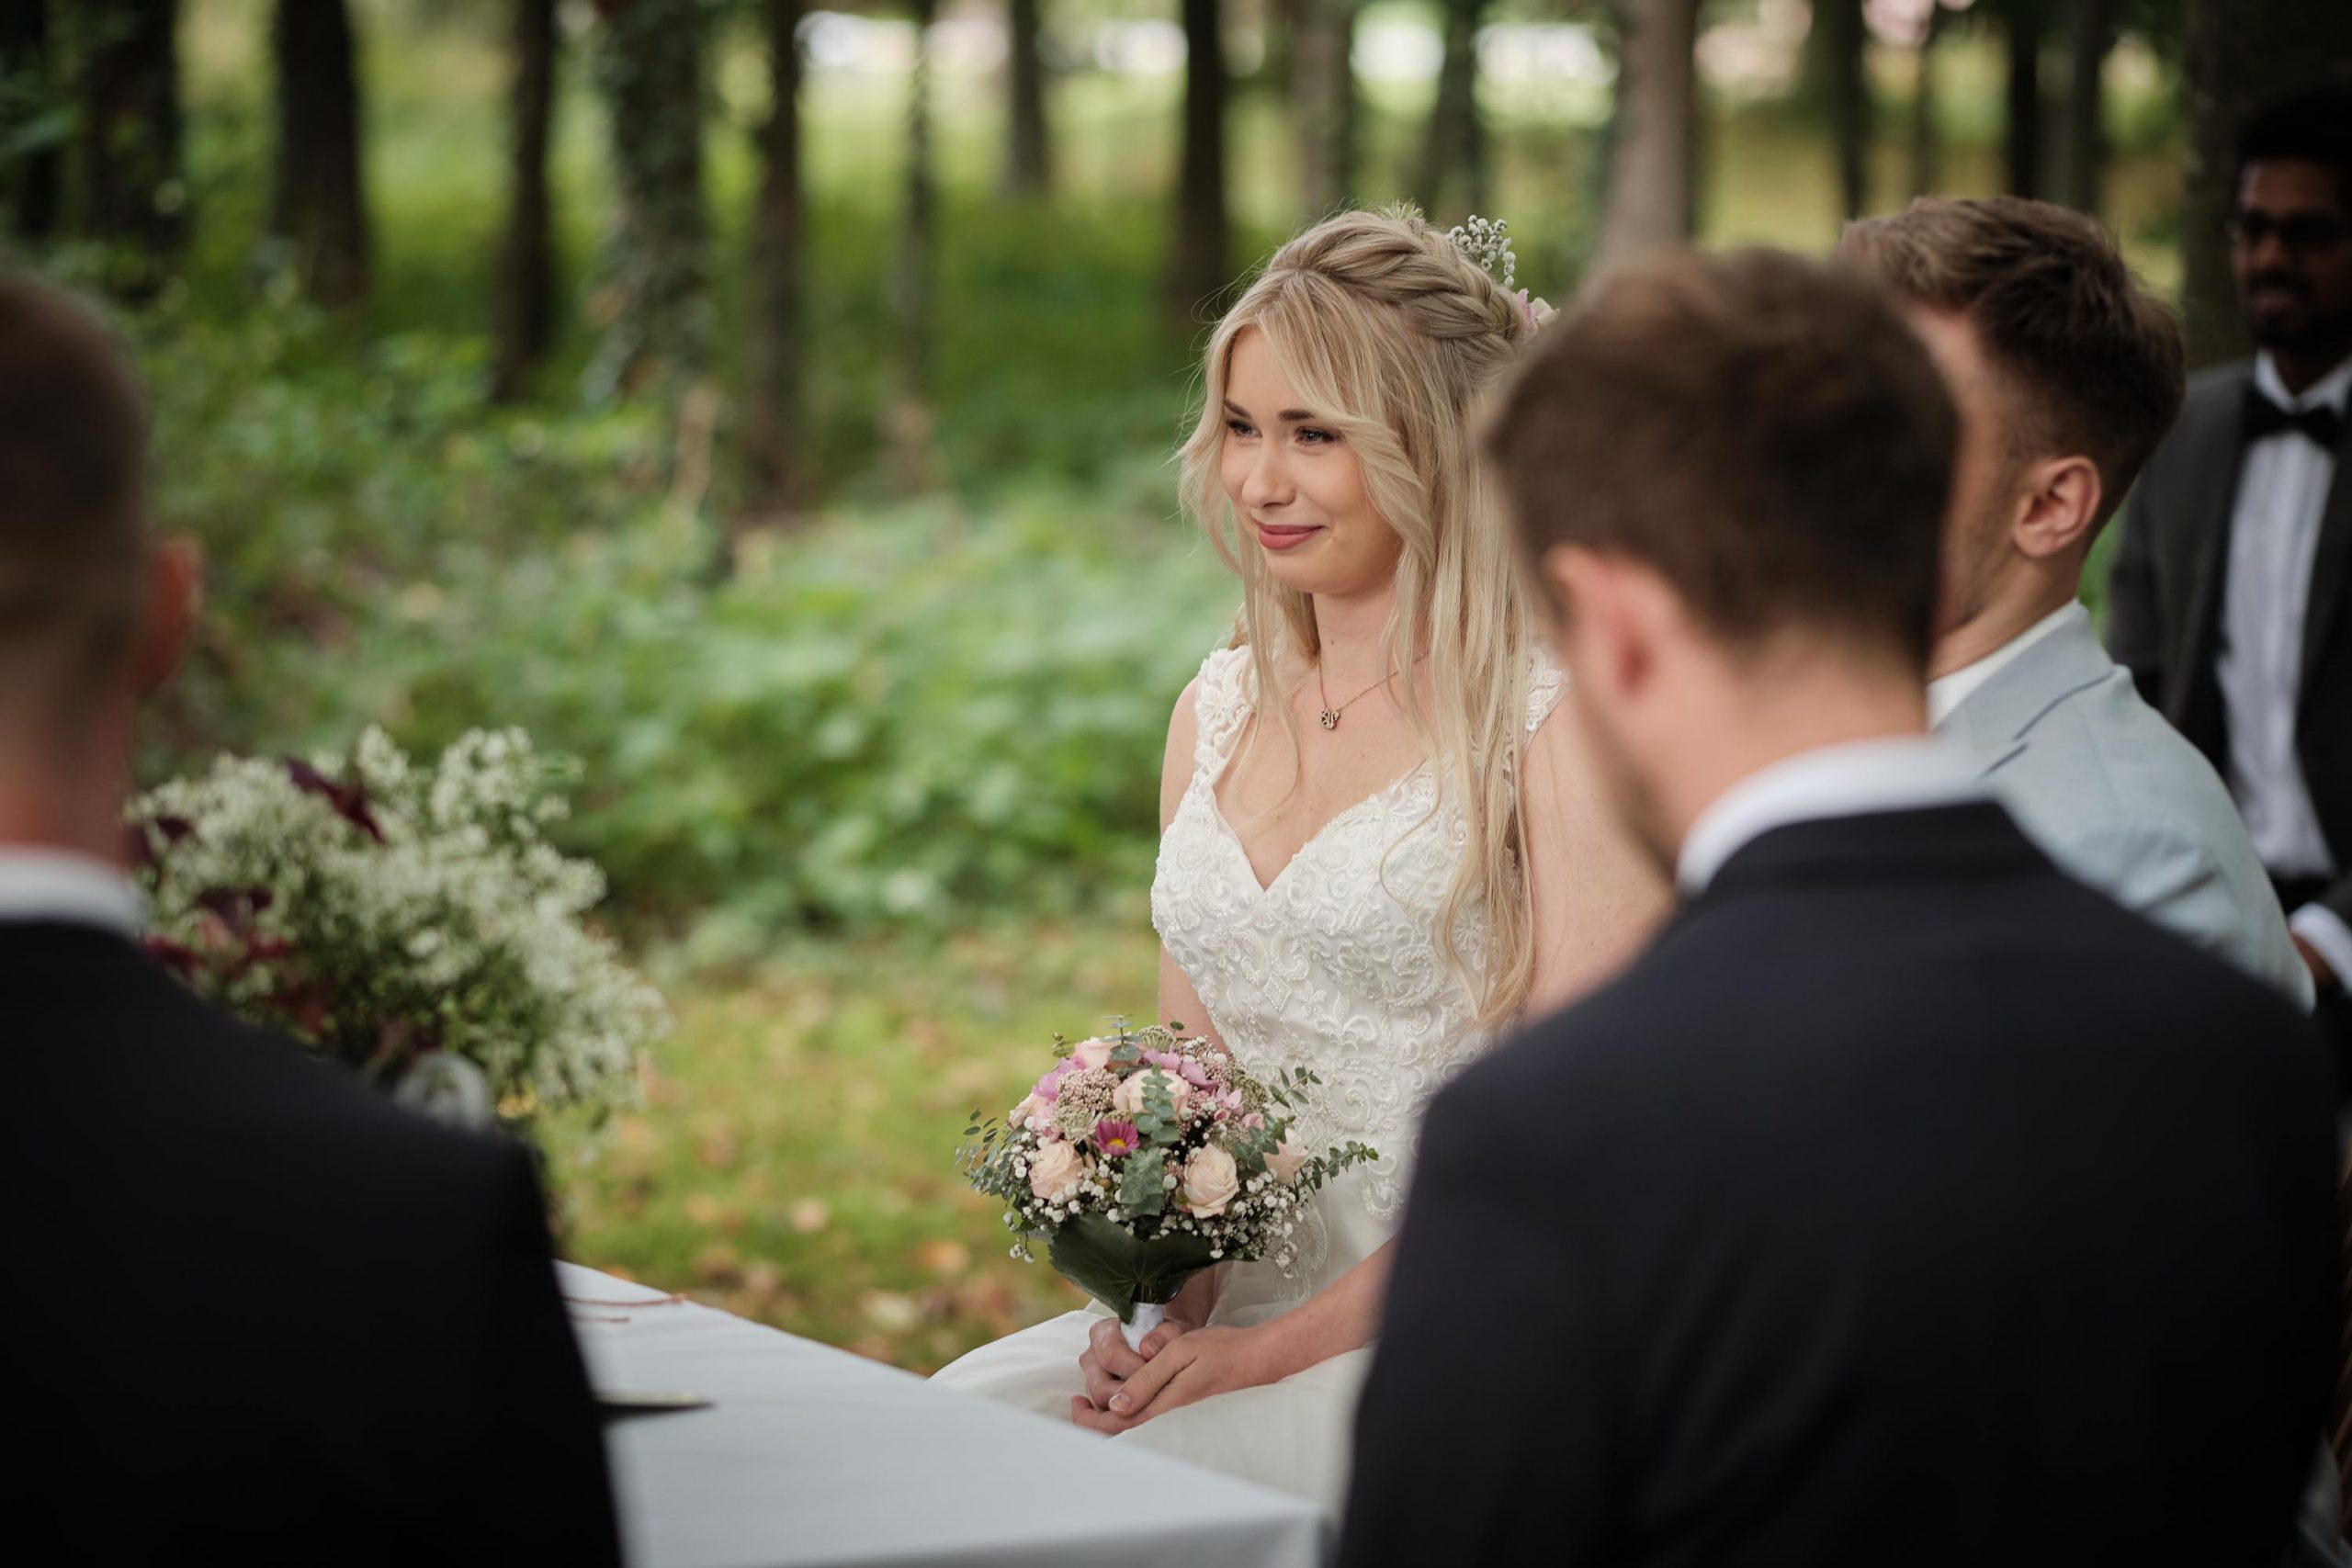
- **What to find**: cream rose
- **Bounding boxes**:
[1028,1141,1090,1201]
[1180,1145,1241,1216]
[1264,1140,1310,1187]
[1070,1037,1115,1072]
[1113,1066,1191,1119]
[1010,1092,1051,1133]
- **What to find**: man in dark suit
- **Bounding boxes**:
[2109,86,2352,1074]
[0,276,620,1559]
[1339,250,2341,1565]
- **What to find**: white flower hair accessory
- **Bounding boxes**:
[1445,213,1555,335]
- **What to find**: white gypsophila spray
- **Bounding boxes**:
[130,727,665,1130]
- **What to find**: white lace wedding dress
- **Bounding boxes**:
[932,644,1563,1513]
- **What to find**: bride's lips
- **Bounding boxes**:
[1252,521,1322,552]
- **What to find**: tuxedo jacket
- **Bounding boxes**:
[6,922,621,1564]
[1340,805,2338,1568]
[2108,357,2352,925]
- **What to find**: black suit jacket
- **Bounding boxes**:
[6,922,621,1564]
[2108,357,2352,925]
[1340,805,2338,1568]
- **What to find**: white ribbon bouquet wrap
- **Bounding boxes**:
[958,1023,1375,1348]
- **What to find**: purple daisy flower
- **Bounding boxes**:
[1093,1119,1142,1158]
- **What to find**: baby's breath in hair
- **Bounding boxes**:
[1446,215,1517,291]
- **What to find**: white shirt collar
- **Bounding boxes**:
[1926,602,2086,728]
[1675,735,1985,896]
[2255,351,2352,416]
[0,848,144,937]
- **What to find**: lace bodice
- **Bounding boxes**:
[1149,645,1566,1260]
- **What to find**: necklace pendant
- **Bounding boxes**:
[1318,709,1340,730]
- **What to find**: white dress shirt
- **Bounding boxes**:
[2218,352,2352,980]
[0,846,143,936]
[1925,602,2084,728]
[1677,735,1986,896]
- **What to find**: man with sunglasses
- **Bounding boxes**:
[2110,85,2352,1089]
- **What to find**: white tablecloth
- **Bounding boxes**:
[558,1263,1329,1568]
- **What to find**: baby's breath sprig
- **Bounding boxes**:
[1446,214,1517,291]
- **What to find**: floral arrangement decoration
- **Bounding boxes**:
[129,727,666,1133]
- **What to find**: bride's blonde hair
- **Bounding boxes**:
[1176,206,1544,1033]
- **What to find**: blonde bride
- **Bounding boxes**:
[932,207,1667,1512]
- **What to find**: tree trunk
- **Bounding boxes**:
[1419,0,1486,220]
[1906,4,1941,200]
[2180,0,2352,369]
[1261,0,1301,93]
[2057,0,2109,214]
[492,0,559,401]
[1812,0,1869,220]
[67,0,185,298]
[0,0,62,243]
[889,0,940,491]
[1294,0,1356,220]
[1001,0,1049,199]
[1593,0,1699,274]
[1169,0,1230,323]
[2001,0,2049,198]
[585,0,711,409]
[743,0,804,515]
[270,0,369,308]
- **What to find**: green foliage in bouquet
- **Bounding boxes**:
[130,728,667,1134]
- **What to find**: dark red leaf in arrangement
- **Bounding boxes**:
[142,934,201,980]
[156,816,194,845]
[284,757,386,844]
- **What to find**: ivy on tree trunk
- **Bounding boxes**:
[586,0,712,411]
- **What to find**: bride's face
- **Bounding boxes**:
[1218,327,1404,601]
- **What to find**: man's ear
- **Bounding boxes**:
[2011,455,2103,562]
[131,535,202,696]
[1544,544,1651,701]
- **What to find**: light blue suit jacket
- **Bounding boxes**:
[1939,606,2313,1010]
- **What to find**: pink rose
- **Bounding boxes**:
[1010,1092,1051,1133]
[1264,1140,1310,1186]
[1113,1066,1190,1119]
[1179,1145,1241,1216]
[1071,1037,1115,1072]
[1028,1141,1091,1201]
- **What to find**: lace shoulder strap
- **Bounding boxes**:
[1189,645,1255,778]
[1525,645,1567,735]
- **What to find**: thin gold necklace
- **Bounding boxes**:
[1315,654,1423,730]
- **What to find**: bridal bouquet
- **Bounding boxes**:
[959,1023,1375,1347]
[128,727,666,1134]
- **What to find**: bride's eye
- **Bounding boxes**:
[1296,426,1340,446]
[1226,418,1258,439]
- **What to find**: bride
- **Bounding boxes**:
[932,207,1665,1510]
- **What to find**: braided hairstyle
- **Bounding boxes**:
[1176,205,1547,1035]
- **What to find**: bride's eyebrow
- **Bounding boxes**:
[1222,398,1321,423]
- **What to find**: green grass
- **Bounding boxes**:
[545,923,1161,1372]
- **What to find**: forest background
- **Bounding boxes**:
[4,0,2345,1371]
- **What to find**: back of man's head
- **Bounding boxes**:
[0,275,150,749]
[1487,246,1955,677]
[1839,197,2183,535]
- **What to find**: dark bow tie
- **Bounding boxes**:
[2245,388,2345,450]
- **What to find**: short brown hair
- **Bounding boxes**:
[1487,248,1956,672]
[0,273,149,708]
[1839,197,2184,527]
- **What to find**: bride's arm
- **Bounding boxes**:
[1521,694,1672,1015]
[1156,675,1226,1052]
